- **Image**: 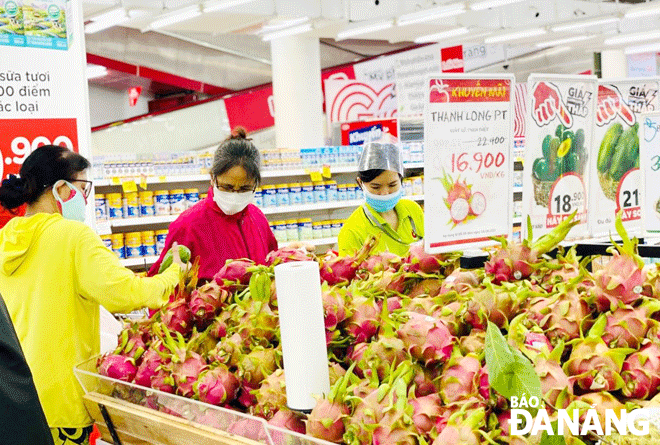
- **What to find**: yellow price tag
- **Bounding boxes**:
[322,165,332,179]
[310,171,323,182]
[158,176,167,183]
[121,180,138,193]
[139,175,148,190]
[111,177,121,185]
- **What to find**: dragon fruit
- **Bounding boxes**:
[621,341,660,399]
[320,237,376,285]
[359,251,402,274]
[189,280,227,321]
[411,362,442,397]
[485,213,578,284]
[498,411,512,436]
[251,369,287,420]
[150,367,175,394]
[134,344,168,388]
[98,354,138,382]
[590,213,646,311]
[207,315,227,340]
[344,381,382,445]
[458,329,486,357]
[602,299,660,349]
[439,353,481,404]
[433,301,466,337]
[404,296,439,316]
[322,286,350,331]
[345,295,381,343]
[305,365,354,444]
[568,392,628,426]
[268,408,306,437]
[397,311,454,366]
[371,411,418,445]
[238,346,280,388]
[432,407,487,445]
[160,299,193,336]
[211,332,245,368]
[563,315,634,392]
[439,269,481,295]
[411,394,443,436]
[194,364,239,405]
[237,384,258,409]
[533,247,584,292]
[533,343,573,409]
[507,314,553,361]
[387,296,403,312]
[156,324,209,397]
[403,243,452,275]
[408,278,443,299]
[214,258,255,290]
[464,283,525,329]
[370,269,407,294]
[265,246,314,266]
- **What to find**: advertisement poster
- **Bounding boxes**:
[523,74,598,241]
[424,75,514,253]
[642,112,660,234]
[590,79,658,239]
[324,79,397,127]
[0,0,91,227]
[340,119,398,146]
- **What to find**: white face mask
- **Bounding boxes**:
[213,186,254,215]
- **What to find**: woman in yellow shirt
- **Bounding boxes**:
[338,143,424,257]
[0,145,184,445]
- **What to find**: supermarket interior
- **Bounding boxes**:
[6,0,660,444]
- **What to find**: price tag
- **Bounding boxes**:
[111,177,121,185]
[547,174,586,228]
[139,175,148,190]
[322,165,332,179]
[308,170,323,182]
[158,176,167,183]
[121,179,137,193]
[616,169,642,222]
[95,220,112,235]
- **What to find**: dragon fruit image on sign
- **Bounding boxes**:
[440,171,485,228]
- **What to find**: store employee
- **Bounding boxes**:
[338,143,424,257]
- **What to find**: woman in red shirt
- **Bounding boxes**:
[149,128,278,282]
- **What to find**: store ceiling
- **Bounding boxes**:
[83,0,660,96]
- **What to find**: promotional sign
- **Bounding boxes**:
[128,86,142,107]
[590,79,658,239]
[642,112,660,234]
[523,74,598,240]
[0,0,91,227]
[394,43,441,118]
[424,75,515,253]
[324,79,397,126]
[441,46,464,73]
[340,119,398,145]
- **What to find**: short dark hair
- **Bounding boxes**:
[211,127,261,186]
[0,145,90,210]
[358,169,402,184]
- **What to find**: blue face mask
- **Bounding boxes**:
[53,181,86,222]
[364,188,402,213]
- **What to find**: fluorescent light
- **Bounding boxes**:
[414,27,469,43]
[484,27,546,44]
[261,23,313,41]
[261,17,310,32]
[397,3,466,26]
[625,42,660,55]
[336,20,393,40]
[86,64,108,79]
[605,30,660,46]
[535,34,596,48]
[202,0,258,13]
[625,3,660,19]
[470,0,527,11]
[550,16,619,32]
[148,6,201,30]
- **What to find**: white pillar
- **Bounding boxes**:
[270,35,324,150]
[601,49,627,79]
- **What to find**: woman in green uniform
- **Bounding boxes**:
[338,143,424,257]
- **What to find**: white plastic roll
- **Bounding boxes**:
[274,261,330,411]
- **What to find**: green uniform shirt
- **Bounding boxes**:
[338,198,424,257]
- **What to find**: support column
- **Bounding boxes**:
[600,49,627,79]
[270,35,324,150]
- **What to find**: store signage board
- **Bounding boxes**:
[642,111,660,234]
[424,74,515,254]
[0,1,92,227]
[589,79,658,239]
[523,74,598,241]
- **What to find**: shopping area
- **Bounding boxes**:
[5,1,660,445]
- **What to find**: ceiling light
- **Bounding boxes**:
[470,0,527,11]
[86,64,108,79]
[535,34,596,48]
[625,3,660,19]
[202,0,258,13]
[85,7,130,34]
[605,30,660,46]
[261,17,310,32]
[336,20,393,41]
[261,23,313,41]
[148,6,201,30]
[484,27,546,44]
[414,27,469,43]
[625,41,660,55]
[397,3,466,26]
[550,16,619,32]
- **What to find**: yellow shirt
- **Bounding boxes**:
[0,213,181,429]
[338,198,424,257]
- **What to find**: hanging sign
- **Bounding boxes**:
[642,112,660,234]
[589,79,658,239]
[523,74,598,241]
[424,74,515,253]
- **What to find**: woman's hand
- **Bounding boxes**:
[286,241,315,252]
[170,242,188,270]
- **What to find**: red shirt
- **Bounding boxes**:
[148,187,277,282]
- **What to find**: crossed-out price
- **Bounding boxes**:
[449,151,506,174]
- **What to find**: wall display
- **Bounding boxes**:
[590,79,658,239]
[523,74,598,241]
[424,74,515,253]
[642,111,660,234]
[323,79,397,127]
[340,119,398,146]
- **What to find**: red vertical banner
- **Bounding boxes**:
[128,86,143,107]
[441,45,464,73]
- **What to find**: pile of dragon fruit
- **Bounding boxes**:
[97,213,660,445]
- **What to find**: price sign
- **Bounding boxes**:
[589,79,658,238]
[523,75,598,240]
[424,75,515,253]
[642,112,660,233]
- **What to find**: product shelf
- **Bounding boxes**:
[261,166,357,178]
[403,162,424,169]
[120,256,160,268]
[95,175,210,187]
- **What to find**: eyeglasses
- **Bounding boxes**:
[68,179,93,198]
[215,183,256,194]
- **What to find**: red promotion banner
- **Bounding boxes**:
[429,78,511,103]
[441,45,464,73]
[340,119,398,145]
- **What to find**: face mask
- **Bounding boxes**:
[364,188,402,213]
[53,181,86,222]
[213,186,254,215]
